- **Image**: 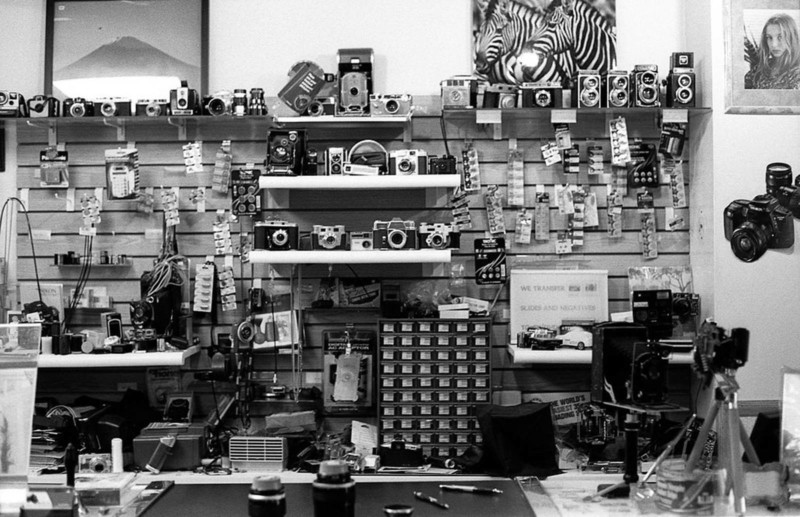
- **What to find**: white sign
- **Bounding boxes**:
[509,269,608,344]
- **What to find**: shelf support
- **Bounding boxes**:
[476,109,502,140]
[403,117,412,144]
[167,117,188,140]
[27,120,57,146]
[103,117,126,141]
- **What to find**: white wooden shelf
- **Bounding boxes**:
[507,345,694,365]
[38,345,200,368]
[259,174,460,190]
[275,114,411,125]
[250,249,451,264]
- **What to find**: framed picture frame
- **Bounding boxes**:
[725,0,800,113]
[781,366,800,488]
[44,0,208,101]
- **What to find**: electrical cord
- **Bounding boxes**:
[0,197,44,303]
[439,113,451,157]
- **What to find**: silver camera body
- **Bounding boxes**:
[325,147,346,175]
[206,90,234,116]
[388,149,428,175]
[576,70,602,108]
[441,76,478,109]
[0,91,25,117]
[312,224,347,250]
[370,94,412,116]
[349,231,374,251]
[418,222,460,250]
[631,64,661,107]
[78,453,112,474]
[373,218,418,250]
[97,97,132,117]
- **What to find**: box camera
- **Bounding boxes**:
[519,81,562,108]
[576,70,601,108]
[765,162,800,217]
[63,97,95,118]
[672,292,700,324]
[349,231,374,251]
[441,76,479,109]
[78,453,112,474]
[631,289,673,340]
[27,95,60,118]
[667,68,695,107]
[254,220,299,250]
[418,222,460,250]
[97,98,132,117]
[724,194,794,262]
[337,48,373,116]
[373,218,418,250]
[325,147,346,175]
[483,83,517,108]
[388,149,428,175]
[266,129,306,175]
[312,225,347,250]
[603,70,630,108]
[205,90,233,116]
[278,61,334,114]
[135,99,169,117]
[428,155,457,175]
[170,80,200,115]
[0,91,27,117]
[370,94,412,116]
[631,64,661,107]
[306,96,336,117]
[232,89,248,117]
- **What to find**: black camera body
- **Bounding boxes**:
[631,65,661,107]
[63,97,95,118]
[672,292,700,324]
[603,70,630,108]
[418,222,460,250]
[0,91,28,117]
[135,99,169,117]
[312,225,348,250]
[630,341,670,405]
[373,218,418,250]
[724,194,794,262]
[27,95,60,118]
[97,98,132,117]
[266,130,306,175]
[428,155,458,175]
[337,48,373,116]
[170,80,200,115]
[519,81,562,108]
[576,70,601,108]
[667,68,695,107]
[254,220,299,250]
[632,289,673,340]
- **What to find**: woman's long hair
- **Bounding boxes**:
[755,13,800,79]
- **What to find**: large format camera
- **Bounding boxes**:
[631,64,661,107]
[418,222,460,250]
[312,225,347,250]
[97,98,132,117]
[27,95,60,118]
[135,99,169,117]
[373,218,418,250]
[266,129,307,175]
[254,220,299,250]
[170,80,200,115]
[0,91,27,117]
[63,97,95,118]
[765,162,800,218]
[388,149,428,175]
[724,194,794,262]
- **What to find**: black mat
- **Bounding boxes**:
[142,478,535,517]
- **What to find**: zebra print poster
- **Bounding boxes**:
[473,0,617,86]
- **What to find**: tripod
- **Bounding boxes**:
[684,370,760,516]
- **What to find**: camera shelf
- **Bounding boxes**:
[37,345,200,368]
[275,114,412,143]
[506,345,694,365]
[249,249,451,265]
[258,174,460,190]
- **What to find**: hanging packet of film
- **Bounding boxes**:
[507,147,525,207]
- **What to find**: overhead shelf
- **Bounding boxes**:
[250,249,451,264]
[38,345,200,368]
[259,174,460,190]
[507,345,694,365]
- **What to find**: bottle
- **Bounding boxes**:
[312,460,356,517]
[248,475,286,517]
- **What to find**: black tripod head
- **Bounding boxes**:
[693,319,749,385]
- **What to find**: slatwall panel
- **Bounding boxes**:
[15,96,691,419]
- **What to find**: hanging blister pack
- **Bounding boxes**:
[183,141,203,174]
[609,116,631,166]
[451,187,473,231]
[584,191,599,227]
[239,232,252,264]
[556,184,574,215]
[562,144,580,174]
[189,187,206,212]
[553,123,572,150]
[39,145,69,187]
[80,194,101,234]
[193,261,216,313]
[612,165,628,197]
[507,146,525,207]
[137,187,155,214]
[218,263,238,312]
[637,190,658,259]
[462,144,481,192]
[213,210,233,255]
[664,158,687,208]
[515,208,532,244]
[231,167,261,216]
[484,185,506,236]
[541,141,561,166]
[556,231,573,255]
[105,148,140,200]
[161,188,180,227]
[474,237,507,284]
[534,189,550,242]
[212,140,233,193]
[587,144,605,175]
[627,142,658,189]
[571,188,585,247]
[658,122,687,158]
[607,186,623,239]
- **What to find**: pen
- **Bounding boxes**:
[439,484,503,495]
[413,491,449,510]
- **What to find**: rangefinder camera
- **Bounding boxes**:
[312,225,348,250]
[519,82,562,108]
[389,149,428,175]
[63,97,95,118]
[428,155,458,175]
[135,99,169,117]
[0,91,27,117]
[205,91,234,116]
[254,220,299,251]
[97,97,132,117]
[370,94,412,116]
[170,80,200,115]
[27,95,60,118]
[373,218,418,250]
[305,96,336,117]
[418,222,460,250]
[483,83,517,109]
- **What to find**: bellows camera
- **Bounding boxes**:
[64,98,95,118]
[418,222,460,250]
[631,64,661,107]
[631,289,673,340]
[135,99,169,117]
[254,220,299,250]
[576,70,601,108]
[266,130,307,175]
[373,218,418,250]
[603,70,629,108]
[388,149,428,175]
[97,98,132,117]
[441,76,479,109]
[370,94,412,116]
[428,155,457,175]
[765,162,800,217]
[312,225,347,250]
[170,80,200,115]
[337,48,373,116]
[724,194,794,262]
[519,81,562,108]
[27,95,60,118]
[0,91,27,117]
[483,83,517,108]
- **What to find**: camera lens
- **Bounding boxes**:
[307,102,323,117]
[70,103,86,117]
[611,77,627,90]
[535,91,551,107]
[427,232,446,249]
[583,76,599,89]
[146,102,162,117]
[100,102,115,117]
[272,229,289,247]
[730,221,770,262]
[611,91,627,107]
[641,72,657,85]
[581,89,599,106]
[677,88,693,102]
[385,99,399,114]
[398,159,414,174]
[766,162,792,196]
[499,95,516,109]
[271,146,290,164]
[178,98,187,109]
[640,86,657,102]
[387,229,408,249]
[677,74,693,87]
[208,98,226,116]
[0,92,7,104]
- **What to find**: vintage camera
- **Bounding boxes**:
[169,80,200,115]
[724,194,794,262]
[428,155,457,175]
[519,81,562,108]
[249,87,267,116]
[0,91,27,117]
[418,222,460,250]
[266,129,306,175]
[441,76,479,109]
[97,97,132,117]
[672,292,701,324]
[576,70,601,108]
[483,83,517,108]
[388,149,428,175]
[27,95,60,118]
[231,89,248,117]
[349,231,374,251]
[135,99,169,117]
[78,453,112,474]
[631,64,661,107]
[337,48,373,116]
[63,97,95,118]
[254,220,299,251]
[765,162,800,217]
[312,225,347,250]
[693,320,749,385]
[370,94,412,116]
[373,218,418,250]
[603,70,630,108]
[206,90,234,116]
[306,96,336,117]
[632,289,674,340]
[325,147,346,175]
[671,52,694,70]
[629,341,671,405]
[667,68,695,108]
[130,299,154,330]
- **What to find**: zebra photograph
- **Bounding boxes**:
[473,0,617,86]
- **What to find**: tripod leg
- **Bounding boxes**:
[720,400,746,516]
[738,418,761,467]
[623,411,639,484]
[685,399,721,473]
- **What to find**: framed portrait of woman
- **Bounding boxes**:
[726,0,800,113]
